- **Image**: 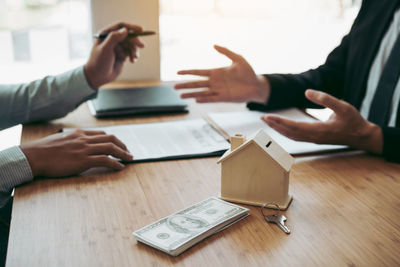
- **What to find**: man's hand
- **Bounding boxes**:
[262,89,383,154]
[20,129,133,177]
[84,22,145,89]
[174,45,270,103]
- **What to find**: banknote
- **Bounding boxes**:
[133,197,249,256]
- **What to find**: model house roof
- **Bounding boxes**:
[217,129,294,172]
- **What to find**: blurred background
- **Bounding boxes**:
[0,0,361,84]
[0,0,360,150]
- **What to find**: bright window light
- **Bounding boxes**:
[159,0,361,81]
[0,0,90,83]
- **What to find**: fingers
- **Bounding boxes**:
[179,90,222,103]
[262,115,323,143]
[196,96,223,103]
[117,36,142,63]
[65,129,106,139]
[124,35,144,62]
[87,155,126,171]
[214,45,243,62]
[175,80,210,90]
[86,134,128,151]
[98,22,144,56]
[87,143,133,162]
[119,40,137,62]
[195,93,223,103]
[177,69,212,77]
[82,130,107,136]
[180,90,217,99]
[133,37,145,49]
[102,28,129,50]
[100,22,143,35]
[305,89,349,115]
[119,22,143,33]
[130,46,138,62]
[72,129,130,152]
[114,44,128,62]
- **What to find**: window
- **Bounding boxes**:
[159,0,361,81]
[0,0,90,83]
[0,0,361,83]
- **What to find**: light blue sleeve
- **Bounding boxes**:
[0,66,97,207]
[0,65,96,130]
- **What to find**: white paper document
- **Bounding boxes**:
[88,119,230,162]
[207,108,347,155]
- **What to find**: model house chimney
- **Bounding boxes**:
[230,134,246,150]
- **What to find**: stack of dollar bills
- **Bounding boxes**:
[133,197,249,256]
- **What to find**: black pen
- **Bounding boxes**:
[93,30,156,40]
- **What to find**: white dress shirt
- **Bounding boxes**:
[360,8,400,127]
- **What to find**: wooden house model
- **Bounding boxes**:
[217,130,294,209]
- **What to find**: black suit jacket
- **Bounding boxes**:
[248,0,400,162]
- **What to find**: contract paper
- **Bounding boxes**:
[88,119,230,162]
[206,108,347,155]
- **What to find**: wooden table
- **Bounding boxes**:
[6,83,400,266]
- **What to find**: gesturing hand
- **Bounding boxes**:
[262,89,383,154]
[20,129,133,177]
[84,22,145,89]
[174,45,270,103]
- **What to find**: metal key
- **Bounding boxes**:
[260,203,291,234]
[265,214,291,234]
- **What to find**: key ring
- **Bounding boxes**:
[260,202,291,234]
[260,202,280,219]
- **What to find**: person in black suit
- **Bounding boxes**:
[174,0,400,162]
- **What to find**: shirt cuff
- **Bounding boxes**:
[0,146,33,207]
[382,127,400,163]
[247,74,290,111]
[57,65,97,108]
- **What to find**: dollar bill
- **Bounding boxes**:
[133,197,249,256]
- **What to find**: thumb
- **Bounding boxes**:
[305,89,348,116]
[214,45,243,62]
[102,27,128,50]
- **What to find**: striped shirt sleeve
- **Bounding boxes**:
[0,66,97,207]
[0,146,33,207]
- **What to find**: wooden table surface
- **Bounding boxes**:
[6,82,400,267]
